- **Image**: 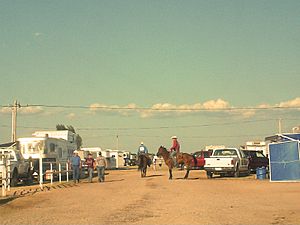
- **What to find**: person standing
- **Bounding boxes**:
[95,152,107,182]
[152,155,158,171]
[71,150,82,183]
[85,153,95,183]
[169,136,180,167]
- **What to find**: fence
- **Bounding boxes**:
[1,156,74,197]
[0,153,11,197]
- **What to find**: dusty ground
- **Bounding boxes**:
[1,167,300,225]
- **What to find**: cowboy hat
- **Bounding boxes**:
[171,136,177,139]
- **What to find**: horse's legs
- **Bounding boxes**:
[184,169,190,179]
[169,169,173,180]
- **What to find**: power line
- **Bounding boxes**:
[0,118,277,131]
[82,133,272,139]
[1,104,300,111]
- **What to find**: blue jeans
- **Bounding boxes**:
[88,167,94,182]
[170,151,177,166]
[73,166,80,182]
[97,166,105,182]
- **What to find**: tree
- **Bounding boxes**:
[56,124,83,149]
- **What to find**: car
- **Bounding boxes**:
[242,150,269,172]
[191,150,212,169]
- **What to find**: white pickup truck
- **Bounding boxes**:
[204,148,249,178]
[0,148,33,186]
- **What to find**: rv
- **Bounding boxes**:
[17,131,78,173]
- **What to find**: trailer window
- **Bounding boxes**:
[50,143,55,152]
[58,148,62,158]
[20,140,45,154]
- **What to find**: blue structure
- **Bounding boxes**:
[266,133,300,182]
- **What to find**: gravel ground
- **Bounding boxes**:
[0,167,300,225]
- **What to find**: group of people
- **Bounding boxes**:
[70,151,107,183]
[70,135,180,183]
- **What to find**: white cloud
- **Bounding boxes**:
[0,107,11,114]
[67,113,76,119]
[89,99,232,118]
[202,99,229,110]
[33,32,43,37]
[0,106,44,115]
[19,106,44,115]
[278,97,300,108]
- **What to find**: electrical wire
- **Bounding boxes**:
[1,104,300,111]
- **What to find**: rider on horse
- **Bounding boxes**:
[137,142,151,166]
[169,136,180,167]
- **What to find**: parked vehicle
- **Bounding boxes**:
[0,143,33,186]
[242,150,269,172]
[191,150,212,169]
[124,153,137,166]
[18,132,77,176]
[204,148,249,178]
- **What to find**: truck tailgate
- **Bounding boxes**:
[205,157,234,168]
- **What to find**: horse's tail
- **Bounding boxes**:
[192,155,197,167]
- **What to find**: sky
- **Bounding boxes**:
[1,0,300,153]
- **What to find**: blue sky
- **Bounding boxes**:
[1,0,300,152]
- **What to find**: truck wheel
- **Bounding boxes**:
[234,167,240,178]
[207,171,213,179]
[246,168,250,176]
[11,170,18,187]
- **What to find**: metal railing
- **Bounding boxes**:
[0,154,11,197]
[1,156,73,196]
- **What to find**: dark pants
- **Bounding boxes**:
[97,166,105,182]
[73,166,80,182]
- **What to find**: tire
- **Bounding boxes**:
[207,171,213,179]
[234,166,240,178]
[11,169,19,187]
[25,169,34,185]
[246,168,250,176]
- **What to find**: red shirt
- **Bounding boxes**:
[170,139,180,153]
[85,158,95,168]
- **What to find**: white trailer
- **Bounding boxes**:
[18,137,77,162]
[17,133,77,180]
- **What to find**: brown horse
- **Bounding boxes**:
[157,146,195,180]
[138,154,151,178]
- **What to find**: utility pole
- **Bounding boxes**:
[116,134,119,150]
[11,100,20,142]
[278,118,282,134]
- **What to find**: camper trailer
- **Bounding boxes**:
[17,131,78,175]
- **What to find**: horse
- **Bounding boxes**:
[138,154,151,178]
[156,146,195,180]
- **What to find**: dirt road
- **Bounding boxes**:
[1,168,300,225]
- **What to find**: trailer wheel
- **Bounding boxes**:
[11,169,19,187]
[25,169,34,185]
